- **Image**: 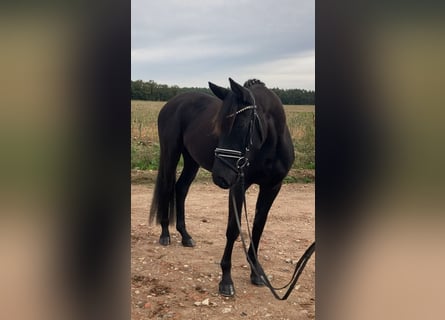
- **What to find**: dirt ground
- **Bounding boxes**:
[131,182,315,320]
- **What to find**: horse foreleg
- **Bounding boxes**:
[248,183,282,286]
[219,183,244,296]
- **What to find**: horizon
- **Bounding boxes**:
[131,78,315,92]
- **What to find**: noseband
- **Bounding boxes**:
[214,102,259,175]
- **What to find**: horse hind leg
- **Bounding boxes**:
[150,140,182,246]
[175,150,199,247]
[157,153,180,246]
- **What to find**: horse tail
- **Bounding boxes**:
[149,156,176,224]
[149,107,181,226]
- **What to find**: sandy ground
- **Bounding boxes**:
[131,182,315,320]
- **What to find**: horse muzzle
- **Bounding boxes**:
[212,147,248,189]
[212,148,243,189]
[212,174,232,189]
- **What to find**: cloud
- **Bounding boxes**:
[131,0,314,89]
[238,51,315,89]
[131,35,253,63]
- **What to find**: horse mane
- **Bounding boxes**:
[244,79,287,135]
[243,79,265,88]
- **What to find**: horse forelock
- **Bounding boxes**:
[212,92,237,136]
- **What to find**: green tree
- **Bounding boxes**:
[131,80,314,104]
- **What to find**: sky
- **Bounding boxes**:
[131,0,314,90]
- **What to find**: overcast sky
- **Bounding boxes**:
[131,0,314,90]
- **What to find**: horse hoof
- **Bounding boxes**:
[219,282,235,297]
[159,236,170,246]
[182,238,195,247]
[250,274,265,286]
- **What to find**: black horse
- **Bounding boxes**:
[149,78,294,296]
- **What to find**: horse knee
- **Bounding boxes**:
[226,229,239,242]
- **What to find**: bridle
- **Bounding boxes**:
[214,93,260,175]
[213,90,316,300]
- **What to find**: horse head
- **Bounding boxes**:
[209,78,266,189]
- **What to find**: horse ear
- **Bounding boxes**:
[209,82,230,100]
[229,78,254,105]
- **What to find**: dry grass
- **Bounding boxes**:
[131,100,315,183]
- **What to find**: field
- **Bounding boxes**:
[131,100,315,183]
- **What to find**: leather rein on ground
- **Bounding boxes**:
[232,172,315,300]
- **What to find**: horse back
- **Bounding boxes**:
[158,92,220,170]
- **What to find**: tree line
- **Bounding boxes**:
[131,80,315,105]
